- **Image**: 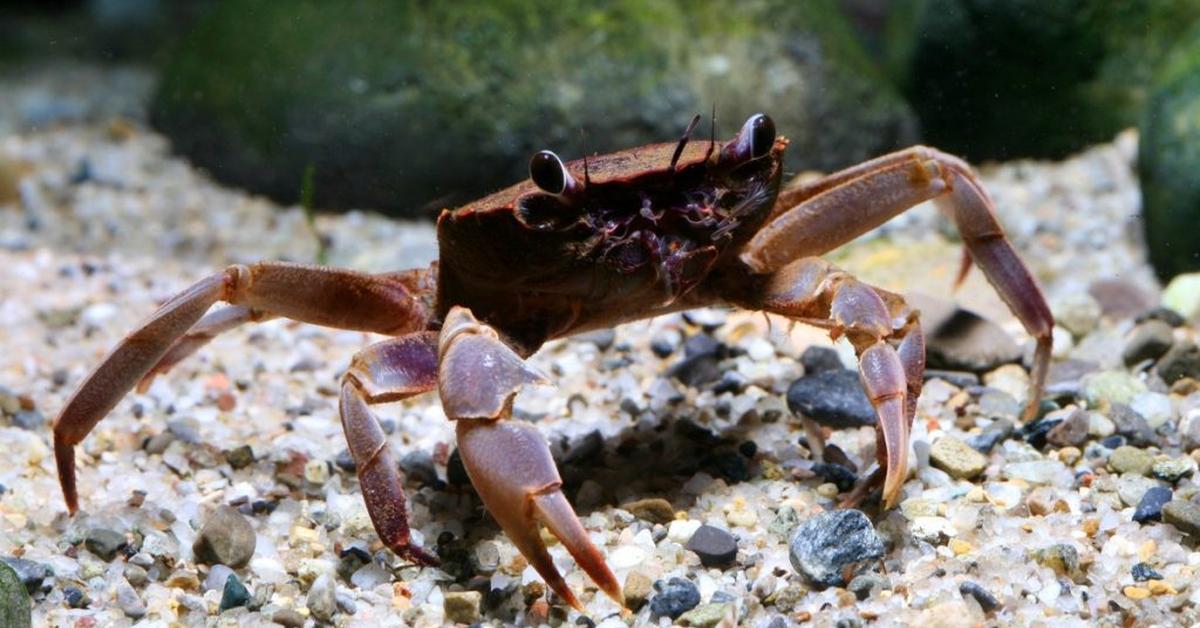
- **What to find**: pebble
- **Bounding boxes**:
[1131,562,1163,581]
[1122,320,1175,365]
[623,570,652,610]
[1109,446,1155,476]
[1082,370,1148,408]
[399,450,439,485]
[84,527,126,561]
[1107,403,1155,446]
[929,436,988,479]
[1003,460,1061,484]
[115,579,146,619]
[686,525,738,568]
[1163,501,1200,536]
[1089,278,1154,320]
[1152,457,1196,483]
[123,564,148,588]
[306,572,337,622]
[219,573,251,611]
[192,506,257,568]
[1133,486,1173,523]
[444,590,482,624]
[224,445,254,469]
[1031,544,1082,580]
[63,586,88,609]
[2,559,50,594]
[959,581,999,613]
[811,463,858,492]
[272,608,307,627]
[650,331,679,357]
[967,419,1014,453]
[789,509,884,588]
[786,369,875,428]
[0,560,30,628]
[304,459,330,485]
[1117,474,1162,508]
[916,296,1021,371]
[1157,341,1200,384]
[1053,293,1102,337]
[677,603,730,628]
[1162,272,1200,320]
[574,328,615,350]
[204,564,234,592]
[1130,392,1173,429]
[800,346,843,374]
[623,497,676,524]
[165,569,201,590]
[847,574,889,601]
[649,577,700,620]
[10,410,43,430]
[1045,408,1089,447]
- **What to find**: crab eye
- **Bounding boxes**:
[721,113,776,165]
[748,114,776,159]
[530,150,570,195]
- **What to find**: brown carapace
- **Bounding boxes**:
[52,114,1052,611]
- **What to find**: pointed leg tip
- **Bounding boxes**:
[396,542,440,568]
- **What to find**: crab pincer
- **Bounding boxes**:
[439,307,624,610]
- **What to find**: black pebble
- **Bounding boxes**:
[811,463,858,493]
[787,369,875,429]
[739,441,758,458]
[959,581,999,612]
[220,574,252,611]
[334,449,356,473]
[1131,562,1163,581]
[1133,486,1173,523]
[64,586,87,608]
[968,419,1014,454]
[1100,435,1127,450]
[446,449,470,486]
[800,346,843,375]
[649,577,701,619]
[686,525,738,568]
[1020,417,1061,449]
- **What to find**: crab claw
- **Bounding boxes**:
[456,419,623,611]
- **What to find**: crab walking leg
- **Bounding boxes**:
[734,258,926,508]
[339,333,440,566]
[439,307,623,610]
[742,146,1053,421]
[53,262,431,513]
[136,306,275,393]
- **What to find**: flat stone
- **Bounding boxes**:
[272,608,306,627]
[0,560,31,628]
[1133,486,1173,523]
[623,570,652,610]
[1109,446,1155,476]
[649,577,700,620]
[930,436,988,480]
[678,603,730,628]
[686,525,738,568]
[84,527,126,561]
[1123,320,1175,366]
[1089,278,1154,320]
[1082,370,1148,408]
[1163,501,1200,536]
[913,294,1021,372]
[1107,403,1156,447]
[115,579,146,619]
[192,506,256,568]
[623,498,676,524]
[786,369,874,429]
[1152,457,1197,483]
[789,509,884,588]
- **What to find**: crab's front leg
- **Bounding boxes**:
[438,307,623,611]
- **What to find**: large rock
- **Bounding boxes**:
[0,560,31,628]
[1141,28,1200,281]
[900,0,1200,162]
[152,0,916,217]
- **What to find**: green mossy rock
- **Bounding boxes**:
[0,561,32,628]
[1140,26,1200,281]
[152,0,915,217]
[901,0,1200,161]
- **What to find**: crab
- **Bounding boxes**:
[53,113,1052,610]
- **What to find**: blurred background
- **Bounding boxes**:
[1,0,1198,280]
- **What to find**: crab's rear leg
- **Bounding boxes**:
[53,262,430,513]
[438,307,623,611]
[742,146,1053,422]
[339,332,440,565]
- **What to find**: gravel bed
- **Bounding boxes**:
[2,62,1198,627]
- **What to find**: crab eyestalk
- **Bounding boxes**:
[719,113,776,165]
[530,150,584,197]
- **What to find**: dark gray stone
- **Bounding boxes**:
[10,410,43,431]
[913,295,1021,372]
[220,574,251,611]
[1108,403,1156,447]
[398,450,439,486]
[0,559,50,595]
[788,509,884,588]
[967,419,1014,454]
[787,369,875,429]
[686,525,738,568]
[1131,562,1163,582]
[225,445,255,470]
[959,580,999,613]
[1157,341,1200,384]
[800,346,843,375]
[84,527,126,561]
[1133,486,1173,523]
[1046,409,1089,447]
[649,577,700,620]
[1122,320,1175,366]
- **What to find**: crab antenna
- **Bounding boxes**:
[704,103,717,161]
[670,113,703,172]
[579,128,591,186]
